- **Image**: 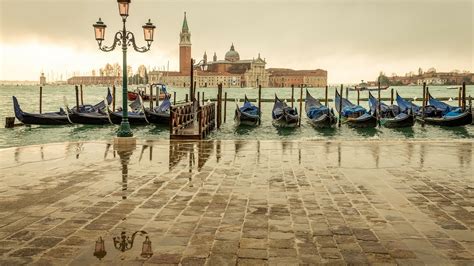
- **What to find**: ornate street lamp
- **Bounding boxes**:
[93,0,156,137]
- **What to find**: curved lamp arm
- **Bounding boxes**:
[126,32,151,53]
[98,31,123,52]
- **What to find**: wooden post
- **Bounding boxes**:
[185,94,188,103]
[202,92,205,105]
[377,81,381,127]
[357,90,360,105]
[299,85,303,127]
[80,84,84,105]
[390,88,394,105]
[194,81,197,102]
[325,85,328,107]
[217,83,222,128]
[258,85,262,125]
[112,85,116,111]
[469,95,472,113]
[291,84,294,108]
[190,58,194,102]
[156,85,159,108]
[345,87,349,100]
[421,82,426,127]
[39,86,43,114]
[462,82,466,111]
[5,117,15,128]
[338,85,343,127]
[224,92,227,123]
[197,91,200,106]
[173,91,176,105]
[149,85,153,109]
[75,85,79,110]
[458,87,462,107]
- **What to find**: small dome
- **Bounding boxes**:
[225,43,240,62]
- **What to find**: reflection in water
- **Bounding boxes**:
[350,127,378,138]
[337,142,341,167]
[104,143,111,159]
[394,127,415,138]
[168,141,215,173]
[216,140,222,163]
[93,231,153,260]
[458,143,472,168]
[116,145,135,200]
[276,127,299,137]
[420,143,425,169]
[369,144,380,168]
[439,126,471,138]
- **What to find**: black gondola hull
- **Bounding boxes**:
[345,115,377,128]
[308,113,337,128]
[109,111,149,125]
[418,112,472,127]
[68,112,111,125]
[12,96,70,125]
[272,115,299,128]
[235,108,260,126]
[382,114,415,128]
[144,109,170,125]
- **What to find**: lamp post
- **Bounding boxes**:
[93,0,156,137]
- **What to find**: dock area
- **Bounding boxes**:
[0,140,472,265]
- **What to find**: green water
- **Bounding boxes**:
[0,84,472,148]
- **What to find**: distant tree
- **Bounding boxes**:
[377,74,390,86]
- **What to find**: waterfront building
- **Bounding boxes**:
[67,76,120,85]
[267,68,328,88]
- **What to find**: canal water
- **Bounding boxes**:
[0,84,472,148]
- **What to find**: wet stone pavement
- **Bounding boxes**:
[0,140,473,265]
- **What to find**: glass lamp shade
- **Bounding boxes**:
[140,236,153,258]
[93,18,107,41]
[142,19,156,42]
[117,0,131,18]
[93,237,107,260]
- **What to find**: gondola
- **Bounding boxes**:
[368,92,415,128]
[66,88,114,125]
[419,92,472,127]
[234,95,260,126]
[335,90,377,128]
[12,96,70,125]
[108,96,149,125]
[272,94,299,127]
[144,94,171,125]
[305,90,336,128]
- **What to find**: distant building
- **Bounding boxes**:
[267,68,327,88]
[40,72,46,86]
[67,76,120,85]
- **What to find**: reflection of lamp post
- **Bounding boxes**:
[116,144,135,200]
[113,231,153,258]
[93,0,156,137]
[93,237,107,260]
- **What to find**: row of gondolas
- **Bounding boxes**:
[12,86,472,128]
[236,89,472,128]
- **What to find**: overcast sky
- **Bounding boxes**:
[0,0,472,83]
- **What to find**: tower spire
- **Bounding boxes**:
[182,12,189,32]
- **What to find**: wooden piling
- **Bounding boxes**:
[39,86,43,114]
[258,85,262,125]
[325,85,328,107]
[190,58,194,102]
[5,117,15,128]
[173,91,177,105]
[193,81,197,102]
[156,85,159,108]
[291,85,294,108]
[390,88,394,105]
[149,85,153,109]
[377,81,381,127]
[217,83,223,129]
[112,85,116,111]
[299,85,303,127]
[185,94,188,103]
[80,84,84,105]
[421,82,426,127]
[458,87,462,107]
[75,85,79,110]
[338,85,343,127]
[462,82,466,111]
[202,92,205,105]
[197,91,200,106]
[224,92,227,123]
[345,87,349,100]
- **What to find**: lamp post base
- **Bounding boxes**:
[117,121,133,137]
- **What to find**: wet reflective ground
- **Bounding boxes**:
[0,140,473,265]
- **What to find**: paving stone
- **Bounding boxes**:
[238,248,268,259]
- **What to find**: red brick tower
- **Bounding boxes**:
[179,12,191,74]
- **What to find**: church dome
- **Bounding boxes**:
[224,43,240,62]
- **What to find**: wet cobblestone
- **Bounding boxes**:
[0,140,472,265]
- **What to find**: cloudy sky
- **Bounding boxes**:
[0,0,472,83]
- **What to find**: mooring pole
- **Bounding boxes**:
[462,82,466,111]
[185,94,188,103]
[217,83,223,129]
[197,91,200,107]
[112,85,116,111]
[39,86,43,114]
[75,85,79,111]
[224,91,227,123]
[149,85,153,109]
[390,88,394,105]
[421,82,426,127]
[258,85,262,125]
[156,85,159,108]
[357,89,360,105]
[299,84,303,127]
[80,84,84,106]
[173,91,176,105]
[325,85,328,107]
[458,87,462,107]
[291,84,295,108]
[338,85,343,127]
[202,91,205,105]
[345,87,349,100]
[190,58,194,102]
[377,81,381,127]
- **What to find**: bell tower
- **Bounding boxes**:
[179,12,191,74]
